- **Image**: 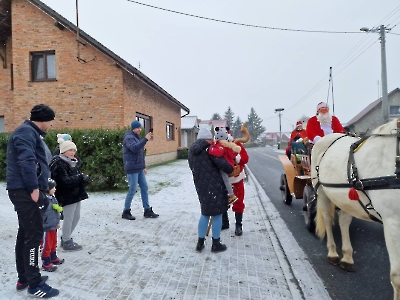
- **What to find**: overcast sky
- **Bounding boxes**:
[40,0,400,132]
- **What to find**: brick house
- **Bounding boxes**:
[0,0,190,165]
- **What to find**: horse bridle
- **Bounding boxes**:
[314,120,400,224]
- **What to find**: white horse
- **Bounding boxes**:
[312,119,400,300]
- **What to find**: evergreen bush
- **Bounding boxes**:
[0,127,133,191]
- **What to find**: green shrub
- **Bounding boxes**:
[0,127,132,191]
[177,147,189,159]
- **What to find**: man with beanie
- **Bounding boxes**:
[6,104,59,297]
[188,127,233,253]
[122,120,159,220]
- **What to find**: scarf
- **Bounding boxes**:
[59,154,78,168]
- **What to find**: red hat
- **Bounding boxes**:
[316,102,328,111]
[296,121,302,126]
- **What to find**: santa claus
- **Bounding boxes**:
[221,124,249,236]
[306,102,345,143]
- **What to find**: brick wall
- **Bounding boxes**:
[2,0,184,161]
[0,38,13,130]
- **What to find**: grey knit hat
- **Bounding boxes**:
[197,128,213,140]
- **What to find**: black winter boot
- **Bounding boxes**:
[211,238,227,253]
[235,212,243,236]
[144,207,159,218]
[122,209,136,220]
[196,238,205,252]
[221,211,229,230]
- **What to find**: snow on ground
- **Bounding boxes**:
[0,158,329,300]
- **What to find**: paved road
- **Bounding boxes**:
[246,146,392,300]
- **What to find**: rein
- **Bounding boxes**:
[314,120,400,224]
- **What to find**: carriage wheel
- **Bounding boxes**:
[280,174,292,205]
[303,185,316,232]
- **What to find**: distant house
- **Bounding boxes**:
[181,116,199,148]
[198,119,228,136]
[198,119,228,129]
[0,0,190,165]
[264,132,290,144]
[346,88,400,134]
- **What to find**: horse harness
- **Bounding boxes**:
[314,120,400,224]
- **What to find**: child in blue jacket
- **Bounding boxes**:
[41,179,64,271]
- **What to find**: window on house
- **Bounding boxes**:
[166,122,174,140]
[390,106,400,116]
[135,113,152,134]
[31,51,56,81]
[0,116,4,132]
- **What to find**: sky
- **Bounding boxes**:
[39,0,400,132]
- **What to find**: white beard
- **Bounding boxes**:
[317,113,332,125]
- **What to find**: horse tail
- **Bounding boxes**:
[315,199,335,239]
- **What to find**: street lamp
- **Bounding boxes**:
[275,108,284,149]
[360,25,391,123]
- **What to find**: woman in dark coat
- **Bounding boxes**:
[188,128,233,253]
[49,140,90,252]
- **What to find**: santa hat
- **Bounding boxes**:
[316,102,329,111]
[296,121,302,127]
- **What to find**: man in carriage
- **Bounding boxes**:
[306,101,345,144]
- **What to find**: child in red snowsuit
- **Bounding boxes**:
[208,127,241,205]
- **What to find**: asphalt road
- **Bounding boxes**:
[246,146,392,300]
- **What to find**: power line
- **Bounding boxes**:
[126,0,363,34]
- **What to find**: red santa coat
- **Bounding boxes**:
[306,115,345,143]
[228,142,249,213]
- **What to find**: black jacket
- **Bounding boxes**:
[49,155,88,207]
[6,120,50,192]
[188,139,233,216]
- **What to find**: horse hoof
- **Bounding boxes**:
[340,262,355,272]
[328,256,340,266]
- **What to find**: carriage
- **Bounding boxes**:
[278,140,316,231]
[277,119,400,299]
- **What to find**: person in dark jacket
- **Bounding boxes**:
[122,120,158,220]
[6,104,59,297]
[188,127,233,253]
[41,179,64,272]
[52,133,82,168]
[49,140,90,251]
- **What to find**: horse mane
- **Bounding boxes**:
[372,118,398,135]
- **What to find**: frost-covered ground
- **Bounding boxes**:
[0,159,329,300]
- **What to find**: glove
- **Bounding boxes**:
[81,173,91,183]
[52,203,63,213]
[235,154,241,164]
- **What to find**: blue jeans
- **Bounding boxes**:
[124,171,150,211]
[198,214,222,239]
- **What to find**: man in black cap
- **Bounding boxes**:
[6,104,60,297]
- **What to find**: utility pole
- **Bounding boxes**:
[275,108,284,149]
[360,25,391,123]
[380,25,389,123]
